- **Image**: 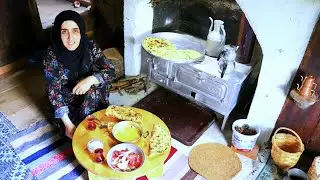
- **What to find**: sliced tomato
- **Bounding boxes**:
[127,153,142,168]
[135,155,142,167]
[127,153,137,161]
[112,150,120,160]
[120,148,129,153]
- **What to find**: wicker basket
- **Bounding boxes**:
[308,156,320,180]
[271,127,304,170]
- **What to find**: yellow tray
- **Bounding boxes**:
[72,107,171,179]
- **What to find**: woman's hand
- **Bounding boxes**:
[72,76,99,95]
[61,114,76,139]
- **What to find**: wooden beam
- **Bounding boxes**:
[0,59,26,76]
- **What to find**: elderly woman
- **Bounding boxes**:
[43,10,116,139]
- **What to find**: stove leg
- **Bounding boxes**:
[221,114,230,131]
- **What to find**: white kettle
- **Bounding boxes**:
[205,17,226,57]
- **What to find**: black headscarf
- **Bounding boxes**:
[52,10,90,83]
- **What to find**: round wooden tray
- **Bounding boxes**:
[72,107,171,178]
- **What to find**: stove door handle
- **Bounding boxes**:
[195,70,206,82]
[147,57,157,70]
[147,57,154,63]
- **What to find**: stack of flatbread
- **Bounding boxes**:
[105,105,143,123]
[143,37,202,60]
[149,124,171,157]
[143,37,176,58]
[189,143,242,180]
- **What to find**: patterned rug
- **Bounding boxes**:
[256,155,281,180]
[0,112,34,180]
[8,120,87,180]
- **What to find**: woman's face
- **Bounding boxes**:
[60,20,81,51]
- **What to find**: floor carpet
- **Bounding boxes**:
[7,119,87,180]
[134,88,215,146]
[0,112,34,180]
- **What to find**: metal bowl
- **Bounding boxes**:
[142,32,205,63]
[112,121,142,143]
[106,143,145,173]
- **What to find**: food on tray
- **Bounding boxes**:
[143,37,202,60]
[189,143,242,180]
[107,122,117,133]
[105,105,143,123]
[93,148,105,163]
[149,124,171,156]
[110,148,143,172]
[235,124,257,135]
[143,37,175,53]
[87,139,104,153]
[112,121,142,142]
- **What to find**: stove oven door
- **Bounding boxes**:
[174,65,228,102]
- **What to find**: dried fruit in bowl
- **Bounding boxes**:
[235,124,257,135]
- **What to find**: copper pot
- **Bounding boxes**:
[297,75,317,97]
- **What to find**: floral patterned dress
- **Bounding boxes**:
[43,41,116,125]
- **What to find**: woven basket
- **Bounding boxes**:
[271,127,304,170]
[308,156,320,180]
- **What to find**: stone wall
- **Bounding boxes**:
[152,0,242,45]
[124,0,245,76]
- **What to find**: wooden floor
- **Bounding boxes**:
[0,68,50,130]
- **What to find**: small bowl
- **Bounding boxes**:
[87,139,104,153]
[106,143,145,173]
[112,121,142,143]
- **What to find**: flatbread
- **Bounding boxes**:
[149,124,171,156]
[143,37,175,57]
[189,143,242,180]
[143,37,202,60]
[105,105,143,123]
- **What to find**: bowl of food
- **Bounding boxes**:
[232,119,260,151]
[106,143,145,172]
[112,121,142,143]
[87,139,104,153]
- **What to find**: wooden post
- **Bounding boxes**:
[236,14,256,64]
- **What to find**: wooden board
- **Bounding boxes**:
[0,69,48,130]
[0,59,26,76]
[134,88,215,146]
[275,19,320,152]
[72,108,171,179]
[231,144,260,160]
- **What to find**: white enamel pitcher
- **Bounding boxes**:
[205,17,226,57]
